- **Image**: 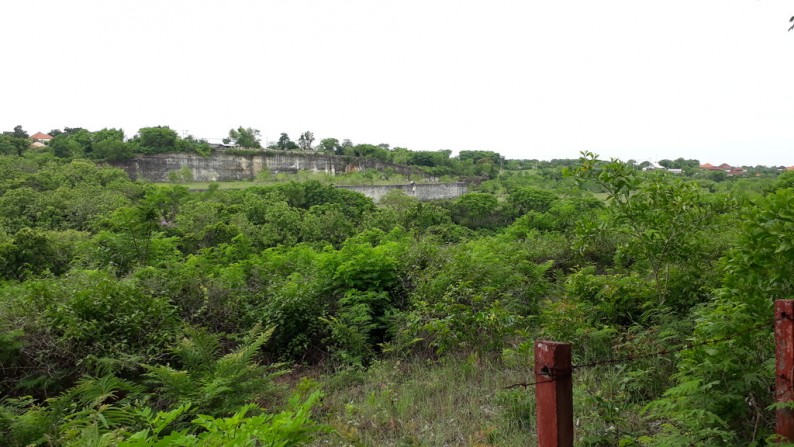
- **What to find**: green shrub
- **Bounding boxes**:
[450,193,502,229]
[322,291,392,365]
[565,267,656,327]
[145,327,281,416]
[508,186,558,215]
[119,392,326,447]
[0,271,179,395]
[396,237,552,354]
[647,189,794,445]
[167,166,194,183]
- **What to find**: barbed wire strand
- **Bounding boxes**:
[504,378,557,389]
[572,319,772,370]
[504,319,773,389]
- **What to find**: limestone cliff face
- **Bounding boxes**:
[338,183,468,203]
[109,152,467,202]
[111,151,424,182]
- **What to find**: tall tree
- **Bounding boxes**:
[136,126,179,152]
[317,138,341,154]
[0,134,29,156]
[10,125,28,139]
[275,133,298,151]
[298,131,315,151]
[1,126,31,155]
[225,127,261,148]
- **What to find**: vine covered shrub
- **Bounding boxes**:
[1,271,178,396]
[565,267,656,327]
[395,237,552,354]
[647,189,794,445]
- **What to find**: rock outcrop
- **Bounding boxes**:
[111,151,425,182]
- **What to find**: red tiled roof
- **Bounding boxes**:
[30,132,53,140]
[700,163,730,171]
[788,166,794,171]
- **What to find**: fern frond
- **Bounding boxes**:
[144,365,193,398]
[171,327,221,374]
[213,327,273,378]
[71,375,143,409]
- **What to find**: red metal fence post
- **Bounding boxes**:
[775,300,794,441]
[535,340,573,447]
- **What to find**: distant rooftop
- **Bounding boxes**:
[30,132,53,140]
[700,162,733,171]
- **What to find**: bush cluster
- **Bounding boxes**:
[0,152,791,445]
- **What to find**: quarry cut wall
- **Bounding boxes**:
[110,152,467,202]
[111,152,424,182]
[338,183,467,203]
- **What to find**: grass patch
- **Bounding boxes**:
[307,350,663,446]
[311,355,537,446]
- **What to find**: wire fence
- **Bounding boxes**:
[506,319,773,389]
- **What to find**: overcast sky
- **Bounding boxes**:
[3,1,793,166]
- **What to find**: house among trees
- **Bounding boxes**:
[29,132,53,148]
[642,161,665,171]
[700,162,745,176]
[206,138,237,150]
[642,161,682,173]
[30,132,53,143]
[700,162,732,171]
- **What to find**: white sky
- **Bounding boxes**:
[3,0,793,166]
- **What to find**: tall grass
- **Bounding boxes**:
[312,355,537,446]
[309,349,667,446]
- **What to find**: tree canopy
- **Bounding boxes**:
[225,127,261,148]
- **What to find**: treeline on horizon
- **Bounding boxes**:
[1,124,506,180]
[3,124,788,183]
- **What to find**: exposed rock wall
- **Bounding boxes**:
[109,152,467,202]
[337,183,467,203]
[111,152,425,182]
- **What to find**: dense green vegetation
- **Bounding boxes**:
[1,135,793,445]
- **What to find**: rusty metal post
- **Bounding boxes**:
[535,340,573,447]
[775,300,794,441]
